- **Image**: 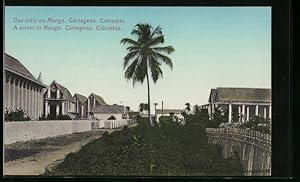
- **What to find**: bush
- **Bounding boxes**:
[44,116,243,176]
[5,108,31,121]
[44,114,71,120]
[240,116,271,134]
[57,114,71,120]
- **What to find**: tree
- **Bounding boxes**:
[193,104,201,114]
[139,103,149,112]
[121,23,175,126]
[185,103,191,113]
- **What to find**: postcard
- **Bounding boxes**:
[4,6,272,177]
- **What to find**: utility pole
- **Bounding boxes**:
[162,101,164,116]
[154,103,158,120]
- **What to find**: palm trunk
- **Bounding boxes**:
[146,71,153,126]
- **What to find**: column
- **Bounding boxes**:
[212,104,215,113]
[35,87,38,119]
[87,98,90,117]
[255,105,259,116]
[12,77,16,109]
[45,101,48,116]
[37,88,40,118]
[7,76,11,110]
[93,97,96,107]
[246,106,250,121]
[242,105,245,123]
[81,105,84,119]
[269,105,272,119]
[62,102,65,115]
[76,99,79,113]
[263,107,267,119]
[48,87,51,98]
[25,83,29,115]
[18,80,22,109]
[38,89,42,117]
[56,104,60,116]
[238,106,241,123]
[29,85,32,117]
[40,89,43,117]
[20,81,23,111]
[56,89,60,99]
[16,79,19,109]
[208,104,211,115]
[23,82,26,113]
[33,86,36,119]
[228,104,232,123]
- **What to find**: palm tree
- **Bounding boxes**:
[121,23,175,126]
[185,103,191,114]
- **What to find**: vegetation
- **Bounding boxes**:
[139,103,149,112]
[44,116,243,176]
[240,115,271,134]
[5,108,31,121]
[39,114,71,121]
[121,23,175,126]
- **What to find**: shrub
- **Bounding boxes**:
[57,114,72,120]
[240,115,271,134]
[45,114,71,120]
[44,116,243,176]
[5,108,31,121]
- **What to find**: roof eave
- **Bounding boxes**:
[5,68,47,88]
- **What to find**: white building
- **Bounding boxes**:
[4,54,47,120]
[44,81,77,119]
[202,87,271,123]
[90,104,126,120]
[155,109,184,122]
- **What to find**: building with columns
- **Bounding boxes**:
[4,53,47,120]
[44,81,77,119]
[202,87,271,123]
[85,93,107,119]
[73,93,88,119]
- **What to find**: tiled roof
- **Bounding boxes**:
[4,53,46,87]
[156,109,183,114]
[52,81,74,101]
[209,87,271,103]
[88,93,107,105]
[73,93,87,103]
[91,105,124,114]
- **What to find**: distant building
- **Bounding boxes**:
[90,104,126,120]
[44,81,77,119]
[85,93,107,118]
[4,53,47,120]
[155,109,184,122]
[128,111,140,119]
[73,93,88,119]
[203,87,271,123]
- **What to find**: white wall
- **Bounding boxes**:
[156,113,184,122]
[91,119,131,129]
[93,113,123,120]
[4,120,92,144]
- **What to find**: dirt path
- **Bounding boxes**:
[4,123,138,176]
[4,129,116,176]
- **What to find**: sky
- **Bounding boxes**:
[5,7,271,112]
